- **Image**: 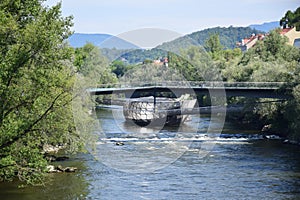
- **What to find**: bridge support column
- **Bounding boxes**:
[197,95,205,107]
[153,88,157,112]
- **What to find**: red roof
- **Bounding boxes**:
[280,28,293,35]
[243,35,257,45]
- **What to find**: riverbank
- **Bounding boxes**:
[225,111,300,146]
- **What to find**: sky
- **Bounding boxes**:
[45,0,299,36]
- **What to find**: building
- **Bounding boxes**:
[237,27,300,51]
[279,27,300,47]
[153,57,168,67]
[237,33,265,51]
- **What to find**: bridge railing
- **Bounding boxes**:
[96,81,191,88]
[201,82,286,89]
[96,81,287,89]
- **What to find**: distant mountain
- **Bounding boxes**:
[157,26,265,50]
[68,33,111,48]
[68,33,139,49]
[249,21,280,32]
[69,23,277,51]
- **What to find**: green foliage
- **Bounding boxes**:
[204,34,222,52]
[110,60,127,77]
[168,46,220,81]
[204,34,224,57]
[100,48,169,65]
[204,34,243,61]
[286,85,300,140]
[219,25,300,141]
[0,0,84,185]
[158,26,264,50]
[168,51,196,81]
[222,61,258,82]
[120,49,167,64]
[251,61,294,82]
[73,43,117,85]
[282,63,300,140]
[280,7,300,31]
[223,48,242,62]
[72,44,118,147]
[238,30,295,65]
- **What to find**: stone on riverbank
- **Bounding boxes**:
[47,165,78,173]
[42,144,65,154]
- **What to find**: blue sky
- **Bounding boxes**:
[45,0,299,35]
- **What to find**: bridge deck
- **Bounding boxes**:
[89,82,292,99]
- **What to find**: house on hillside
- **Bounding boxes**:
[237,27,300,51]
[236,33,265,51]
[153,57,168,67]
[280,27,300,47]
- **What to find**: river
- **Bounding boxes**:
[0,107,300,200]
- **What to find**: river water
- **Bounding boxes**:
[0,107,300,200]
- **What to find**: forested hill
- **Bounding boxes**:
[157,26,264,50]
[70,26,267,64]
[100,26,266,64]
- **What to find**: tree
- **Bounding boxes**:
[222,48,242,62]
[109,60,136,78]
[168,46,221,81]
[263,29,288,59]
[204,34,224,60]
[168,51,196,81]
[0,0,82,185]
[110,60,127,77]
[280,7,300,31]
[73,43,117,85]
